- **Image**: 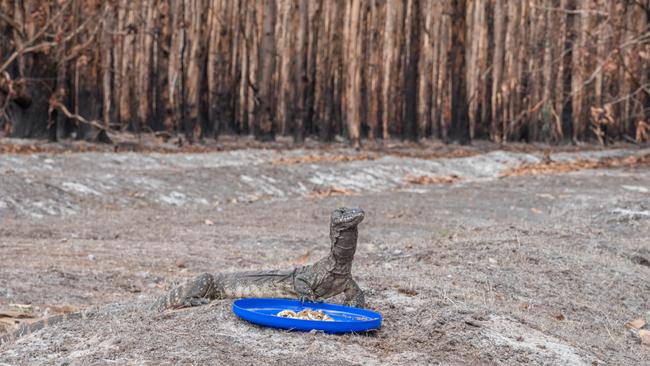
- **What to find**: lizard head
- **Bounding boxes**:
[330,207,365,231]
[328,207,364,271]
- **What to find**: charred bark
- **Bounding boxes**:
[253,0,276,141]
[448,0,470,144]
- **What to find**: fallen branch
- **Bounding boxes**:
[48,96,106,132]
[622,134,638,145]
[506,97,548,137]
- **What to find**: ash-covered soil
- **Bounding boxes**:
[0,145,649,365]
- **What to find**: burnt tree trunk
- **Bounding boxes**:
[344,0,362,148]
[0,0,647,144]
[253,0,276,141]
[448,0,470,144]
[403,0,419,141]
[293,0,308,143]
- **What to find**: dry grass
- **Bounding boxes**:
[501,153,650,177]
[403,174,461,185]
[308,186,355,198]
[272,153,374,165]
[0,143,98,154]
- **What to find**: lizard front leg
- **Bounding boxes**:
[293,275,317,303]
[151,272,217,311]
[343,279,365,308]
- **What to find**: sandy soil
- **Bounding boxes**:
[0,143,649,365]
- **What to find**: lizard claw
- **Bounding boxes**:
[299,295,316,304]
[170,297,210,310]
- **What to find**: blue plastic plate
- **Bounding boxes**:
[232,298,382,334]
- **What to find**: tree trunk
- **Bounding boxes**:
[403,0,419,141]
[184,0,203,142]
[448,0,470,144]
[0,0,646,144]
[344,0,362,148]
[293,0,308,143]
[253,0,276,141]
[491,0,505,142]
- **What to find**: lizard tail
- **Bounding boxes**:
[0,310,96,347]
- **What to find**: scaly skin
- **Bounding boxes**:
[151,207,366,311]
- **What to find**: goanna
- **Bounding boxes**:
[151,207,366,311]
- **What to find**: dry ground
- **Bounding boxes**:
[0,142,649,365]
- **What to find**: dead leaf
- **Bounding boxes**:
[397,288,418,296]
[204,219,214,226]
[244,194,262,203]
[0,310,35,319]
[640,329,650,345]
[553,312,565,321]
[46,305,79,314]
[625,318,646,330]
[531,208,542,214]
[519,302,530,310]
[294,251,311,265]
